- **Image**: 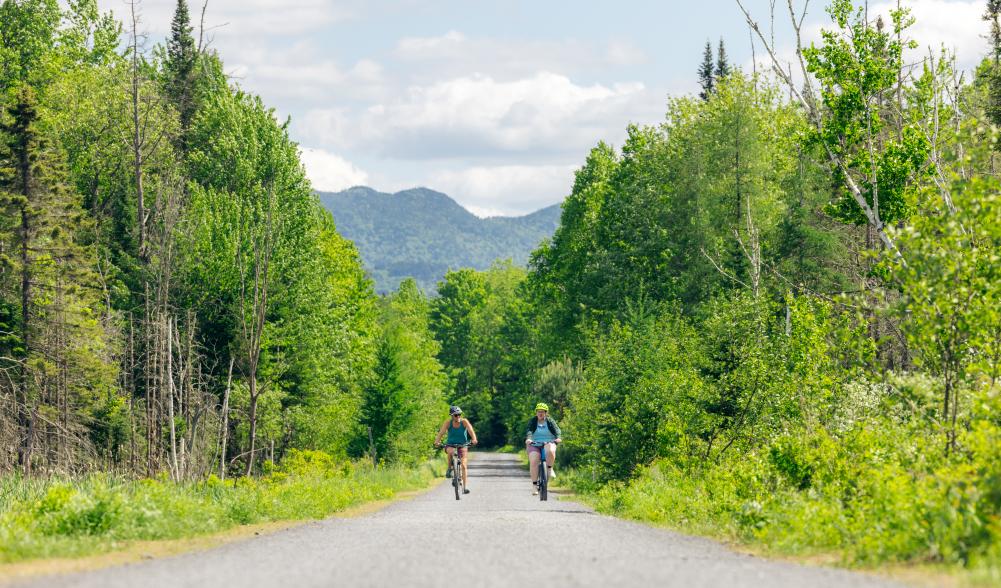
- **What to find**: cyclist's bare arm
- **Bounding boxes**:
[433,420,448,446]
[462,419,479,445]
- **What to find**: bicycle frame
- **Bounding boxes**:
[530,441,549,501]
[443,443,469,500]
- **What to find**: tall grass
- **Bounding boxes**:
[563,406,1001,582]
[0,450,436,563]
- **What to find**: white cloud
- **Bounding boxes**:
[396,30,466,54]
[299,147,369,192]
[394,31,647,80]
[95,1,382,110]
[295,107,352,145]
[303,72,661,159]
[98,0,356,37]
[226,41,387,105]
[429,164,576,216]
[872,0,986,68]
[801,0,986,69]
[208,0,355,36]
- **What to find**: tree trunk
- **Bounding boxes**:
[219,357,233,480]
[16,119,33,474]
[943,364,953,454]
[167,316,179,480]
[130,0,146,258]
[245,375,258,477]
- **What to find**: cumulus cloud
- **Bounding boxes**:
[394,31,648,80]
[302,72,661,159]
[299,147,369,192]
[227,42,387,105]
[96,1,386,110]
[89,5,667,214]
[872,0,986,68]
[429,164,576,216]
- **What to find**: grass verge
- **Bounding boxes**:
[0,450,438,571]
[559,466,1001,588]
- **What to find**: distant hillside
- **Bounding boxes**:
[317,187,561,293]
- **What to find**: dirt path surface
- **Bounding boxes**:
[13,453,903,588]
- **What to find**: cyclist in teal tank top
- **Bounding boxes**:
[433,406,479,493]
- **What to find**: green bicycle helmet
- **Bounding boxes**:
[535,403,549,412]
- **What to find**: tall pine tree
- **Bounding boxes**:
[360,335,406,464]
[698,40,715,101]
[0,86,115,473]
[985,1,1001,128]
[164,0,197,146]
[715,38,731,79]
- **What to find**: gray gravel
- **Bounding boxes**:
[15,452,903,588]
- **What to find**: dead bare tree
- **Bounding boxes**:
[734,0,903,258]
[239,182,277,476]
[219,356,234,479]
[128,0,149,258]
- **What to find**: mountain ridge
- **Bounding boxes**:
[317,186,561,293]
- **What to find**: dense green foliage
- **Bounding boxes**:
[361,279,447,464]
[0,3,449,561]
[3,0,1001,579]
[419,1,1001,577]
[0,0,445,483]
[319,187,560,293]
[429,262,536,445]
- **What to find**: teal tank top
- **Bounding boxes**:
[446,420,469,444]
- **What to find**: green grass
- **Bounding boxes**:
[560,445,1001,587]
[0,450,437,564]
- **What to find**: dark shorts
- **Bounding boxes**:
[527,442,557,458]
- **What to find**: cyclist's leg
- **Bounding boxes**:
[444,446,455,476]
[459,446,469,487]
[527,445,541,483]
[545,442,557,468]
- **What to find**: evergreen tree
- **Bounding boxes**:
[715,38,731,79]
[361,336,406,464]
[985,1,1001,127]
[0,86,115,473]
[355,279,446,463]
[698,40,715,101]
[164,0,197,144]
[987,0,1001,62]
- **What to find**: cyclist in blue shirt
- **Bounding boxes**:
[525,402,561,495]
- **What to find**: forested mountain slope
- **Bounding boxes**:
[318,187,561,292]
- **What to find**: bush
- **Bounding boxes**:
[571,389,1001,572]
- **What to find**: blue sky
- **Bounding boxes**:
[102,0,986,216]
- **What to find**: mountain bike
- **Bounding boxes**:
[441,443,470,500]
[529,441,556,501]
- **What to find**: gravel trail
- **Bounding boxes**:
[15,452,903,588]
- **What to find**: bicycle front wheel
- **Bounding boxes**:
[453,455,461,500]
[538,460,548,501]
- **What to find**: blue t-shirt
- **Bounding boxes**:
[531,420,556,443]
